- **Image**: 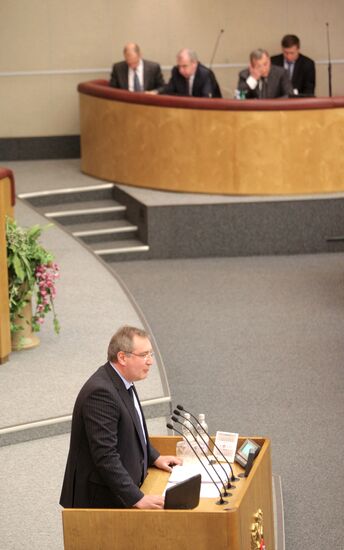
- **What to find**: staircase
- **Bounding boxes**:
[18,184,150,261]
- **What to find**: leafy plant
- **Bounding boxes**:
[6,217,60,335]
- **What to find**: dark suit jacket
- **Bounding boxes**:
[237,64,293,99]
[270,53,316,96]
[161,63,222,98]
[60,362,159,508]
[109,59,165,91]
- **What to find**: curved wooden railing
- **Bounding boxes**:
[78,79,344,111]
[0,167,15,363]
[78,80,344,195]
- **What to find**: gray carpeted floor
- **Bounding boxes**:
[113,254,344,550]
[3,160,344,549]
[0,199,168,429]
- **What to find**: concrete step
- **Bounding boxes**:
[91,239,149,255]
[51,208,128,225]
[88,239,150,261]
[19,185,150,261]
[66,219,138,238]
[81,228,140,244]
[18,183,116,207]
[41,199,126,217]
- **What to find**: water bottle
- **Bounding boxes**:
[197,413,209,451]
[234,89,247,100]
[182,412,194,441]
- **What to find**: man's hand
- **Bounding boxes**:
[153,455,183,472]
[133,494,164,509]
[249,62,262,81]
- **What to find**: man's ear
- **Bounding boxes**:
[117,351,126,365]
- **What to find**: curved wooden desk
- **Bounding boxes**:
[78,80,344,195]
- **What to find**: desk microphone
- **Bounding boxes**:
[209,29,225,69]
[176,404,237,482]
[326,22,333,97]
[170,415,230,497]
[166,422,228,505]
[173,409,232,489]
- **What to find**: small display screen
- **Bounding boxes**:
[240,440,258,459]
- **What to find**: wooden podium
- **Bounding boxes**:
[62,435,275,550]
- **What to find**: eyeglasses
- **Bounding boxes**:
[123,351,155,360]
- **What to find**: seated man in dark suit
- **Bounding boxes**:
[237,48,293,99]
[60,325,181,509]
[160,48,222,98]
[110,42,165,92]
[271,34,316,96]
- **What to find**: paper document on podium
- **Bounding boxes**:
[168,463,232,484]
[213,431,238,462]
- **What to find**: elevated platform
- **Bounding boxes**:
[15,159,344,262]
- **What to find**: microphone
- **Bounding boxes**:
[166,422,228,505]
[173,409,233,489]
[326,22,333,97]
[209,29,225,69]
[176,404,238,482]
[171,415,230,497]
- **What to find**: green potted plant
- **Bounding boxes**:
[6,217,60,350]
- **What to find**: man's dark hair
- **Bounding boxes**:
[281,35,300,49]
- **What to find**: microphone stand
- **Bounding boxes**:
[326,22,333,97]
[171,416,231,497]
[177,404,238,481]
[209,29,224,69]
[166,422,228,505]
[173,409,233,489]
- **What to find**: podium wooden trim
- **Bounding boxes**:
[0,168,15,364]
[62,435,275,550]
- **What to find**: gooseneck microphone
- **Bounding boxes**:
[177,404,237,482]
[173,409,232,489]
[166,422,228,505]
[171,415,230,497]
[209,29,225,69]
[326,22,333,97]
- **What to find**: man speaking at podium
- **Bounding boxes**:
[60,326,181,509]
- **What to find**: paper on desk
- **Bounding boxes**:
[213,431,239,463]
[199,483,223,498]
[168,462,232,484]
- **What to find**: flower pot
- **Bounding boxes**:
[11,299,40,351]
